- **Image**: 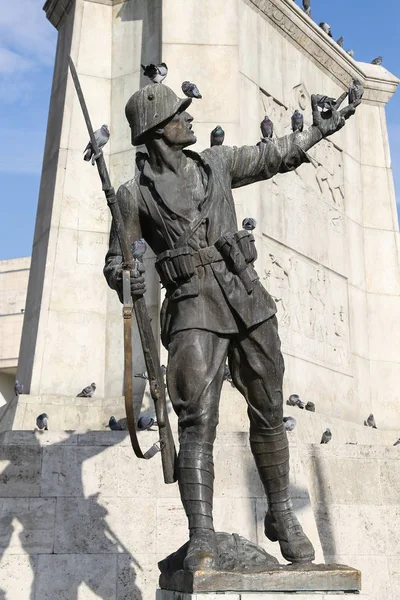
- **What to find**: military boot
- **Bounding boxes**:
[250,424,315,563]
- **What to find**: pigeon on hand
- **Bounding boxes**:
[137,415,157,431]
[321,428,332,444]
[371,56,383,65]
[283,416,296,432]
[14,380,23,396]
[134,371,148,380]
[287,394,305,409]
[291,109,304,133]
[36,413,48,431]
[181,81,202,99]
[260,116,274,140]
[394,438,400,447]
[210,125,225,147]
[83,125,110,165]
[108,416,123,431]
[242,218,257,231]
[305,401,316,412]
[223,364,235,387]
[336,36,344,48]
[141,62,168,83]
[319,22,333,37]
[77,383,96,398]
[131,238,147,261]
[364,413,377,429]
[348,79,364,104]
[346,49,355,58]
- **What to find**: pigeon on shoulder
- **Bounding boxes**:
[210,125,225,147]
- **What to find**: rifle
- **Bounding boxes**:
[68,56,177,484]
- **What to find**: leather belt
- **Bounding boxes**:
[192,245,224,268]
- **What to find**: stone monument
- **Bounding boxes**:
[1,1,398,599]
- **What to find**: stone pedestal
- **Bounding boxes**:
[157,593,365,600]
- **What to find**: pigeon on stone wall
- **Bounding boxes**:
[348,79,364,104]
[242,218,257,231]
[283,416,297,432]
[77,383,96,398]
[364,413,377,429]
[336,36,344,48]
[36,413,48,431]
[210,125,225,147]
[319,22,333,37]
[108,416,123,431]
[83,125,110,165]
[260,116,274,140]
[320,428,332,444]
[305,401,316,412]
[287,394,305,409]
[181,81,202,99]
[14,380,23,397]
[394,438,400,447]
[138,415,157,431]
[346,49,355,58]
[371,56,383,65]
[141,62,168,83]
[291,109,304,132]
[302,0,311,16]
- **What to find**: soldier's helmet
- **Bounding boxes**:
[125,84,192,146]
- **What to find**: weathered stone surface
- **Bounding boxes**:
[0,498,55,555]
[0,445,41,497]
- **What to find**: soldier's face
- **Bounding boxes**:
[162,110,196,147]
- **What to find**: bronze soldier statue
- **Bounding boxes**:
[104,83,359,571]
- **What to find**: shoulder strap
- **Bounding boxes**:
[136,178,175,250]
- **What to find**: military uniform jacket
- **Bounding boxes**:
[104,140,310,347]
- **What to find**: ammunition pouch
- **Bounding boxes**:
[155,246,195,287]
[215,231,259,294]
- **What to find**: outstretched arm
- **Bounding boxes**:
[274,92,361,156]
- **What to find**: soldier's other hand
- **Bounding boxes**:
[130,262,146,297]
[311,93,361,138]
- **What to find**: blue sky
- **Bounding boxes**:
[0,0,399,260]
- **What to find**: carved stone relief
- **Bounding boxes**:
[261,237,351,374]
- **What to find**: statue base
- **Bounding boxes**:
[158,533,361,593]
[157,591,363,600]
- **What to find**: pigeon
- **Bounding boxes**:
[291,109,304,133]
[36,413,48,431]
[137,415,157,431]
[260,116,273,139]
[319,22,332,37]
[302,0,311,16]
[141,62,168,83]
[394,438,400,447]
[305,401,316,412]
[242,218,257,231]
[346,49,355,58]
[77,383,96,398]
[14,380,23,396]
[223,364,235,387]
[348,79,364,104]
[320,428,332,444]
[134,371,148,380]
[371,56,383,65]
[181,81,202,99]
[161,364,167,376]
[131,238,147,260]
[210,125,225,147]
[283,416,296,432]
[314,94,338,111]
[364,413,377,429]
[336,36,344,48]
[287,394,305,409]
[83,125,110,165]
[108,416,123,431]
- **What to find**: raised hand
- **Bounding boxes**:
[311,92,361,138]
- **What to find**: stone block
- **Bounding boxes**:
[359,104,388,168]
[54,497,156,554]
[238,1,259,83]
[364,229,400,295]
[326,554,391,600]
[0,497,55,555]
[367,293,400,362]
[34,554,117,600]
[362,165,396,230]
[348,285,369,359]
[77,1,112,78]
[117,553,159,600]
[163,0,238,46]
[346,219,366,291]
[117,444,165,498]
[369,359,400,429]
[156,498,188,557]
[0,445,41,497]
[112,2,143,78]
